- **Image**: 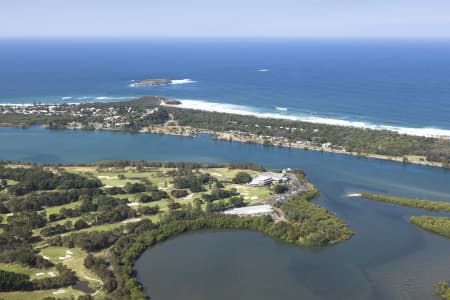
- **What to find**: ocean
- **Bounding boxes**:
[1,38,450,137]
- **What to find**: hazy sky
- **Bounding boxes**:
[1,0,450,38]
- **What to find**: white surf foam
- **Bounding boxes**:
[258,69,270,72]
[94,96,130,101]
[275,106,288,111]
[170,79,197,85]
[164,99,450,139]
[347,193,362,197]
[61,97,72,100]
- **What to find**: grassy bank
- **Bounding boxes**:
[361,193,450,212]
[410,216,450,239]
[436,281,450,300]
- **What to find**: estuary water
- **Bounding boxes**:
[1,127,450,299]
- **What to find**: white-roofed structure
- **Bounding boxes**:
[223,204,273,216]
[248,171,289,187]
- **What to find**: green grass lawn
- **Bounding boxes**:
[72,221,127,233]
[42,200,83,216]
[39,247,103,290]
[66,166,174,188]
[199,167,259,180]
[0,247,100,300]
[1,213,8,224]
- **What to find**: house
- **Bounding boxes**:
[321,142,332,149]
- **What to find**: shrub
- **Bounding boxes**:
[273,184,288,194]
[171,189,188,198]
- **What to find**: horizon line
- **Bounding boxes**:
[1,36,450,40]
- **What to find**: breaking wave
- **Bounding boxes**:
[169,79,197,85]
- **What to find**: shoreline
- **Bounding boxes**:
[135,125,444,168]
[2,100,450,139]
[38,120,447,169]
[0,122,444,169]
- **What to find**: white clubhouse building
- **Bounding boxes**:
[248,171,289,187]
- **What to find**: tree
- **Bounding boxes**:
[64,220,73,231]
[123,183,146,194]
[193,198,203,210]
[168,202,181,210]
[171,189,188,198]
[232,172,252,184]
[0,202,7,214]
[139,206,160,216]
[0,270,30,291]
[273,184,288,194]
[139,194,154,203]
[74,219,89,230]
[229,196,246,208]
[84,254,95,269]
[435,281,449,298]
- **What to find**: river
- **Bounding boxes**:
[1,126,450,299]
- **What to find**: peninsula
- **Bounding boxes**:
[0,161,351,299]
[1,96,450,168]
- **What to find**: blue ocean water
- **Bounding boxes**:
[1,38,450,133]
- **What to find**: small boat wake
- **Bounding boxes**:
[346,193,362,197]
[275,106,288,111]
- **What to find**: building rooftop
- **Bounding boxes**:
[223,204,273,216]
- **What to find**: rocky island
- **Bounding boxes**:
[129,78,173,87]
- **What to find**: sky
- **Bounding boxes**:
[1,0,450,38]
